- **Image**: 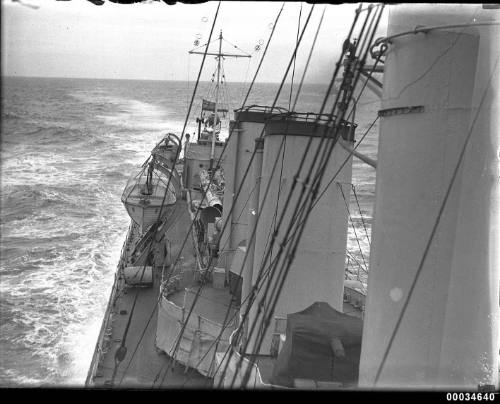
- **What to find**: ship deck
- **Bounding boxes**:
[168,286,238,325]
[88,194,365,389]
[88,199,211,389]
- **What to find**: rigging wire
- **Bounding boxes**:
[116,205,189,386]
[312,116,379,211]
[129,4,286,388]
[118,2,287,386]
[184,94,378,386]
[240,106,377,338]
[270,134,286,265]
[386,8,483,102]
[288,2,303,111]
[153,1,287,305]
[338,182,369,273]
[172,28,318,394]
[288,117,378,271]
[153,4,316,388]
[212,7,356,388]
[256,4,346,274]
[185,136,296,384]
[266,2,303,265]
[267,114,380,292]
[190,38,220,53]
[258,5,324,273]
[346,250,368,285]
[373,52,500,386]
[108,232,155,385]
[252,1,384,370]
[234,4,385,387]
[219,62,232,122]
[243,1,373,354]
[218,4,368,387]
[263,117,378,289]
[184,103,321,388]
[258,1,374,267]
[117,0,378,388]
[187,55,190,110]
[109,168,177,385]
[351,183,371,247]
[280,33,385,247]
[111,1,222,385]
[241,57,252,101]
[254,2,384,350]
[222,37,252,57]
[258,3,370,281]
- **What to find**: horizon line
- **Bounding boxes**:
[1,74,342,85]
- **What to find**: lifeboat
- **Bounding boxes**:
[121,158,178,232]
[151,133,181,170]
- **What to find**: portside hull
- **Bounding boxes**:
[85,200,210,388]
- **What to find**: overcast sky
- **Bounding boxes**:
[2,0,388,83]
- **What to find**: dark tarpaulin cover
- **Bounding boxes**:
[271,301,363,387]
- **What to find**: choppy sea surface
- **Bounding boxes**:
[0,76,379,386]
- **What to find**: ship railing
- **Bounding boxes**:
[343,285,366,316]
[233,105,356,129]
[157,287,238,355]
[118,221,137,269]
[235,104,289,115]
[85,221,134,385]
[85,264,122,384]
[268,111,357,130]
[129,222,158,261]
[159,288,238,342]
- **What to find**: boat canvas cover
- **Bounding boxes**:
[271,302,362,387]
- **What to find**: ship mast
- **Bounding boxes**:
[212,30,223,171]
[188,30,251,171]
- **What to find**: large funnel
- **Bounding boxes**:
[219,106,288,274]
[359,4,499,389]
[248,113,356,355]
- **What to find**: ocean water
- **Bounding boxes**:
[0,76,379,386]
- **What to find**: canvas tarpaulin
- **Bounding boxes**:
[271,301,363,387]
